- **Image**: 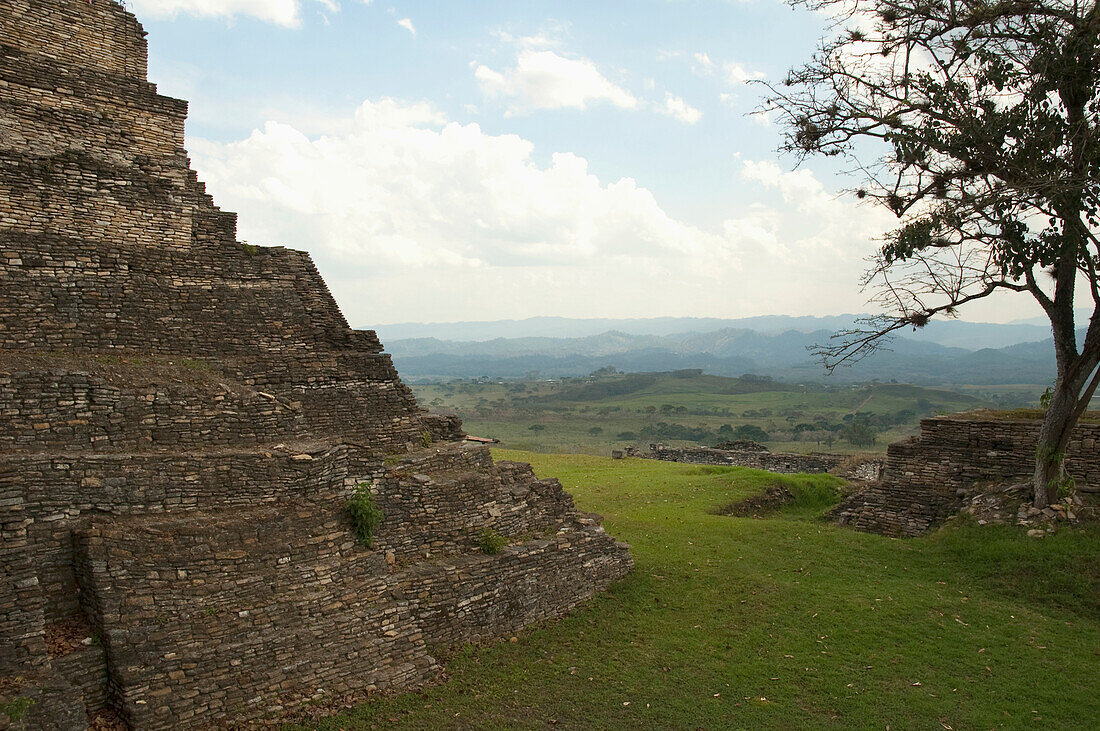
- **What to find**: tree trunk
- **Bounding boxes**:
[1032,354,1100,508]
[1032,384,1077,508]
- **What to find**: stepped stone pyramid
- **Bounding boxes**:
[0,2,632,727]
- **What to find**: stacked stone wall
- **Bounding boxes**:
[0,237,358,354]
[7,445,353,621]
[403,522,629,650]
[75,499,628,728]
[647,445,848,474]
[833,415,1100,536]
[5,443,580,622]
[0,369,305,453]
[0,468,48,673]
[1,0,149,80]
[0,357,430,454]
[0,48,186,160]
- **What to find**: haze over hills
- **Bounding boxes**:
[370,314,1059,350]
[377,323,1076,385]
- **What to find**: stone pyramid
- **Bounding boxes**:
[0,2,632,727]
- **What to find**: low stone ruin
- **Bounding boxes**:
[0,2,632,727]
[832,412,1100,537]
[645,443,883,478]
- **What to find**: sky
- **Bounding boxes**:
[127,0,1041,328]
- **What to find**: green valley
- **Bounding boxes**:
[412,370,996,455]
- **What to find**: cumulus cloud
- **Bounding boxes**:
[661,93,702,124]
[185,92,906,323]
[725,62,766,86]
[692,52,716,72]
[729,159,895,260]
[189,98,752,323]
[396,17,416,35]
[475,50,638,114]
[128,0,334,27]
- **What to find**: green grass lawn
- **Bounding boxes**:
[294,452,1100,730]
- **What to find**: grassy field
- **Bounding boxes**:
[412,371,990,455]
[295,452,1100,730]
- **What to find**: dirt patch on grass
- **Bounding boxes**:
[714,481,795,518]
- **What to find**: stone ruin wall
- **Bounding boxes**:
[0,2,632,728]
[643,444,884,480]
[833,414,1100,537]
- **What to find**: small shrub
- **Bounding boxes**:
[477,528,507,555]
[3,697,34,723]
[239,242,259,256]
[420,430,433,447]
[346,483,384,547]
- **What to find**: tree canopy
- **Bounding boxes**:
[765,0,1099,505]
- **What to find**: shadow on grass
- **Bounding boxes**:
[930,516,1100,620]
[702,467,846,520]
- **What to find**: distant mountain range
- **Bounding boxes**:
[370,314,1066,351]
[360,314,1095,384]
[372,326,1079,386]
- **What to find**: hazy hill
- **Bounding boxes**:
[383,326,1069,385]
[370,314,1059,351]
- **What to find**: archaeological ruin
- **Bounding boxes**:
[0,1,632,727]
[642,416,1097,538]
[640,442,885,482]
[833,413,1100,537]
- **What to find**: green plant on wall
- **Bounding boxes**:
[477,527,507,555]
[346,482,384,547]
[3,696,34,723]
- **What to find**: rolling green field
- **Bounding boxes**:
[412,371,991,455]
[296,452,1100,730]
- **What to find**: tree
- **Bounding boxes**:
[733,424,771,442]
[588,426,604,436]
[842,417,879,447]
[765,0,1100,507]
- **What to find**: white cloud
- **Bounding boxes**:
[128,0,335,27]
[475,50,638,114]
[724,62,766,86]
[188,98,749,323]
[493,30,560,49]
[732,159,895,260]
[692,52,716,75]
[662,93,702,124]
[396,17,416,35]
